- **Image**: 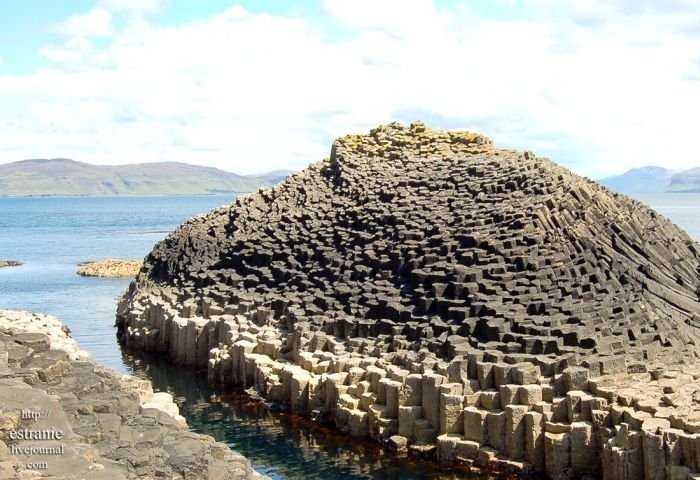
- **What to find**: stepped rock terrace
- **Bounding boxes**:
[117,122,700,479]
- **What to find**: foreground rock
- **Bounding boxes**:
[0,310,266,479]
[78,259,143,278]
[117,122,700,479]
[0,261,22,268]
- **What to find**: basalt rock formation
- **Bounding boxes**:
[117,122,700,479]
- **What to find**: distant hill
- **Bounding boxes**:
[599,166,699,193]
[0,159,295,196]
[246,170,295,185]
[598,166,676,193]
[667,167,700,193]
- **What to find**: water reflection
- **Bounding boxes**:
[121,350,520,480]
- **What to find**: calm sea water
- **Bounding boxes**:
[0,193,697,480]
[0,195,236,371]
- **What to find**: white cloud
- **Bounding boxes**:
[38,37,113,67]
[1,1,700,177]
[51,9,115,37]
[99,0,164,13]
[322,0,447,39]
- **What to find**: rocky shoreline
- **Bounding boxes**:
[77,259,143,278]
[0,309,266,480]
[116,123,700,479]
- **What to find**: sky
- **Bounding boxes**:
[0,0,699,177]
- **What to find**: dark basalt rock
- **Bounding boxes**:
[116,122,700,479]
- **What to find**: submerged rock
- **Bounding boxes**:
[78,259,143,278]
[117,122,700,479]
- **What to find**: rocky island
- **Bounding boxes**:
[116,122,700,479]
[0,310,265,479]
[0,261,22,268]
[78,259,143,278]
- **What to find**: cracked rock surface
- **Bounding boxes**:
[117,122,700,479]
[0,310,266,480]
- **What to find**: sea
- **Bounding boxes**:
[0,192,698,479]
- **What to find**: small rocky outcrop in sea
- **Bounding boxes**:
[0,260,22,268]
[77,259,143,278]
[0,310,266,480]
[116,122,700,479]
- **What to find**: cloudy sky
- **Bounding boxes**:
[0,0,698,177]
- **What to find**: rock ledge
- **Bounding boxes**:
[0,310,266,480]
[78,259,143,278]
[0,261,22,268]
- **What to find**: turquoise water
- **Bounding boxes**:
[122,351,488,480]
[0,193,697,480]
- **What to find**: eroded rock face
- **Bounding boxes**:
[117,122,700,479]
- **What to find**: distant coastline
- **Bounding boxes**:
[0,158,294,196]
[599,165,700,193]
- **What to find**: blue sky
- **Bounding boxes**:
[0,1,292,74]
[1,0,699,176]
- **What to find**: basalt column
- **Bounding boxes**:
[117,122,700,479]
